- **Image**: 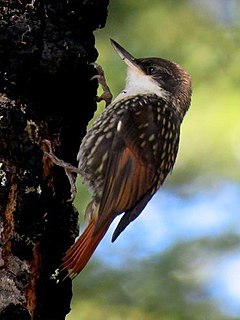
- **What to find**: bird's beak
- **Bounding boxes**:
[110,39,144,74]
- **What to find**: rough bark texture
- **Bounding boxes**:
[0,0,109,319]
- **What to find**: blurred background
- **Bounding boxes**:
[67,0,240,319]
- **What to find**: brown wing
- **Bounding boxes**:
[94,105,159,235]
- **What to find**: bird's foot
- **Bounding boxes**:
[42,139,79,201]
[91,63,113,107]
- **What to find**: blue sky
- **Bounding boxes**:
[97,181,239,256]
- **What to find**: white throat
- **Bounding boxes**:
[113,68,168,103]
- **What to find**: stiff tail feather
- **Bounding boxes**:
[61,218,110,278]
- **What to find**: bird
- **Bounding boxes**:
[61,39,192,278]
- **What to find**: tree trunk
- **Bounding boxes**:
[0,1,109,319]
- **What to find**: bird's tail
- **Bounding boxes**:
[62,217,110,278]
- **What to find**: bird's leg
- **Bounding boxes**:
[91,63,113,107]
[42,139,79,201]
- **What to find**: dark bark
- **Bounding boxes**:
[0,0,109,319]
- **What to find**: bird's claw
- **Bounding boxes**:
[90,63,113,107]
[42,139,79,201]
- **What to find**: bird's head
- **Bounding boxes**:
[111,39,192,119]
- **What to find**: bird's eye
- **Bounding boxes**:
[146,66,158,75]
